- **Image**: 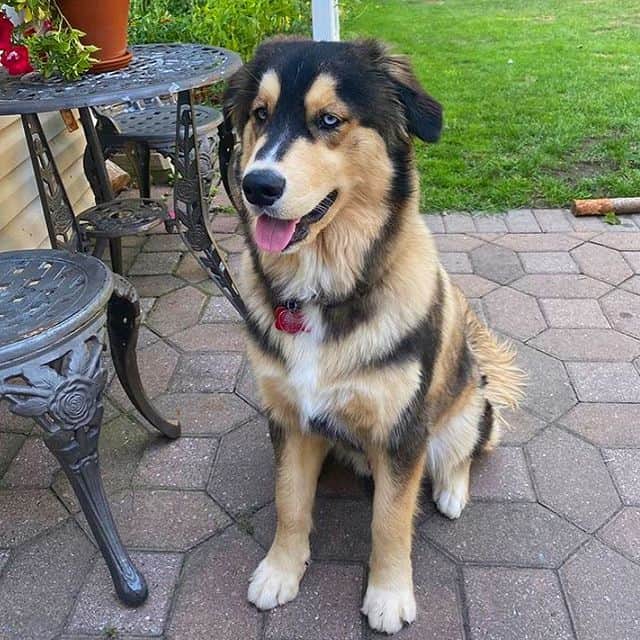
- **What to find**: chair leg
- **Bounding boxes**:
[109,238,124,275]
[0,331,147,607]
[107,275,180,439]
[135,143,151,199]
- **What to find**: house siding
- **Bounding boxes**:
[0,112,93,251]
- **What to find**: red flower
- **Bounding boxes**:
[0,12,14,51]
[1,44,33,76]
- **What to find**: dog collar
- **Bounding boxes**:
[274,299,309,334]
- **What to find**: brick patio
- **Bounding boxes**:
[1,206,640,639]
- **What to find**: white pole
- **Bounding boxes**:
[312,0,340,41]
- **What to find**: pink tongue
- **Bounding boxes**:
[254,214,298,252]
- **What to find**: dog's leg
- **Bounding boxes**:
[248,424,330,610]
[361,448,425,634]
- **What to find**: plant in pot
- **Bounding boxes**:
[0,0,132,79]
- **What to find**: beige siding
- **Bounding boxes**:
[0,112,94,251]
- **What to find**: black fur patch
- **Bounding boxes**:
[472,400,494,457]
[309,415,363,451]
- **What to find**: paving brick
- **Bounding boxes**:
[539,298,610,328]
[513,341,576,421]
[202,295,243,323]
[433,234,483,252]
[598,507,640,563]
[127,274,184,297]
[1,437,58,488]
[471,244,524,284]
[53,415,150,513]
[67,552,181,636]
[470,447,535,501]
[600,288,640,339]
[505,209,540,232]
[166,527,263,640]
[423,214,445,233]
[0,433,25,477]
[100,489,230,551]
[422,502,585,567]
[152,392,256,436]
[530,328,640,361]
[0,521,94,640]
[560,540,640,640]
[496,233,581,252]
[171,322,246,352]
[566,361,640,402]
[519,251,579,273]
[128,251,180,276]
[569,215,611,232]
[533,209,573,232]
[512,273,612,298]
[621,274,640,295]
[0,400,34,435]
[134,437,218,490]
[483,287,545,340]
[219,234,247,254]
[443,212,476,233]
[467,298,487,324]
[210,214,240,233]
[464,567,573,640]
[571,242,633,285]
[0,489,68,547]
[175,252,207,283]
[143,233,186,252]
[146,285,206,336]
[236,360,261,407]
[0,549,8,572]
[561,403,640,447]
[622,251,640,272]
[499,406,548,445]
[449,274,498,297]
[527,427,620,531]
[317,455,370,499]
[170,352,243,393]
[473,214,508,233]
[264,563,364,640]
[208,418,274,516]
[602,449,640,504]
[108,340,179,408]
[592,231,640,251]
[439,251,473,273]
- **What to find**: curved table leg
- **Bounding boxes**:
[0,329,147,606]
[107,274,180,439]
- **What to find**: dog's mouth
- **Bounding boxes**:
[253,190,338,253]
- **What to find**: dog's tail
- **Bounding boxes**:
[459,291,526,449]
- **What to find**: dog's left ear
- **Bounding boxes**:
[365,41,443,142]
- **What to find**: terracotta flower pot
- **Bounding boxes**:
[57,0,132,73]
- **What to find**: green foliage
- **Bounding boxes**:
[604,211,622,226]
[129,0,312,60]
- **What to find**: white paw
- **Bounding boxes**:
[435,488,466,519]
[361,584,416,634]
[247,557,302,610]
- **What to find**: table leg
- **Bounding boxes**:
[78,107,115,204]
[173,89,247,318]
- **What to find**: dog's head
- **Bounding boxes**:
[224,38,442,254]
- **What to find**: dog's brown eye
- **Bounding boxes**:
[254,107,268,122]
[318,113,340,129]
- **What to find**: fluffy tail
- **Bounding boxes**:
[459,292,526,447]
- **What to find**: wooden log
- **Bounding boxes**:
[571,197,640,216]
[107,160,131,195]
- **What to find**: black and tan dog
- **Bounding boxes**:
[223,38,524,634]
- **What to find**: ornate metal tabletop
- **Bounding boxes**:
[0,250,113,365]
[0,44,242,115]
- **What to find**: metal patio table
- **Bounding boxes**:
[0,44,246,606]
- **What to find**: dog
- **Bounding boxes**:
[222,38,524,634]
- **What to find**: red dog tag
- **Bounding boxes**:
[274,305,308,334]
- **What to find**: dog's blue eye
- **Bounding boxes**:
[319,113,340,129]
[254,107,268,122]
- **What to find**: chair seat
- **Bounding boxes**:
[0,250,113,366]
[77,198,168,238]
[106,105,223,147]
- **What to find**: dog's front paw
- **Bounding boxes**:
[248,557,303,610]
[361,584,416,634]
[434,488,467,519]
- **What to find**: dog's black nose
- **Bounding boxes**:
[242,170,286,207]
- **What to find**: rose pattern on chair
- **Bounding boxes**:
[0,336,106,432]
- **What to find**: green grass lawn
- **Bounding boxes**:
[343,0,640,211]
